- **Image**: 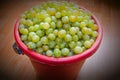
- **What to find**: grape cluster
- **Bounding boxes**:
[19,1,98,58]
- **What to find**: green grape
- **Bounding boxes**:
[46,50,53,57]
[24,40,28,45]
[60,41,67,49]
[55,38,63,44]
[32,18,39,24]
[82,27,92,34]
[73,35,79,42]
[21,14,26,18]
[80,40,84,45]
[28,35,32,41]
[69,27,77,35]
[33,6,40,13]
[26,19,33,26]
[36,48,43,54]
[46,28,53,34]
[69,15,77,22]
[83,19,88,26]
[62,16,69,23]
[67,10,72,16]
[88,20,94,27]
[36,30,44,37]
[63,24,70,30]
[68,51,74,56]
[42,22,50,29]
[51,16,57,22]
[29,26,35,32]
[34,24,40,31]
[55,45,60,49]
[81,27,87,34]
[39,12,47,20]
[55,12,61,18]
[84,40,92,48]
[76,41,82,46]
[69,41,76,48]
[58,3,66,11]
[46,14,50,17]
[29,9,36,17]
[19,28,28,35]
[64,34,72,42]
[91,24,98,30]
[82,46,86,51]
[91,37,96,41]
[39,22,44,29]
[61,10,67,16]
[77,16,83,22]
[54,48,61,58]
[36,41,42,47]
[74,46,83,54]
[80,21,87,28]
[41,2,47,9]
[42,45,49,51]
[84,15,91,20]
[26,13,31,19]
[32,35,40,42]
[48,33,56,40]
[92,31,98,38]
[91,20,95,23]
[44,17,51,23]
[72,10,79,16]
[75,27,80,33]
[47,8,56,16]
[20,18,26,24]
[87,28,92,35]
[19,24,25,30]
[58,30,66,38]
[56,20,62,28]
[41,36,48,44]
[83,34,90,40]
[21,35,27,41]
[27,42,36,49]
[77,31,83,39]
[53,29,58,36]
[90,39,95,45]
[50,22,56,29]
[29,32,36,38]
[35,13,42,21]
[48,41,56,48]
[61,48,69,56]
[72,22,80,27]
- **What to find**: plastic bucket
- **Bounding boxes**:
[13,7,102,80]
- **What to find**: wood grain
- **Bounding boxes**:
[0,0,120,80]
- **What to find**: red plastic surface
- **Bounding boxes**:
[14,7,102,66]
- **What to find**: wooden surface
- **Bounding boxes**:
[0,0,120,80]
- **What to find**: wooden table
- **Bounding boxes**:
[0,0,120,80]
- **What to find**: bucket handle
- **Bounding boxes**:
[13,42,23,55]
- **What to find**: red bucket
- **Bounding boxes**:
[14,7,102,80]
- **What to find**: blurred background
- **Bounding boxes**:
[0,0,120,80]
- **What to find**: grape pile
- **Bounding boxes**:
[19,1,98,58]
